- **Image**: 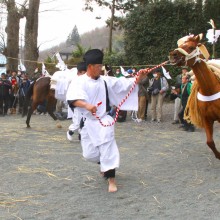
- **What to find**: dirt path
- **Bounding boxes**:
[1,102,220,220]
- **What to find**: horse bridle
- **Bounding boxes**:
[174,46,201,66]
[175,45,220,101]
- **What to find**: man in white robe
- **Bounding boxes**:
[67,62,87,141]
[66,49,148,192]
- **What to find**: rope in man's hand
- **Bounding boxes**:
[93,61,169,127]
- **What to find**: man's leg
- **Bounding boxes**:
[157,94,164,122]
[99,139,119,192]
[151,95,157,121]
[144,97,149,120]
[0,98,3,115]
[104,169,117,192]
[3,96,10,115]
[138,96,146,120]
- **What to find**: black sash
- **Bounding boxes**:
[104,80,111,112]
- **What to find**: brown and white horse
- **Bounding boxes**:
[169,34,220,159]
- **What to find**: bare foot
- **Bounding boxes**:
[108,178,117,192]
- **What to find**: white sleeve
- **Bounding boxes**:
[66,77,88,102]
[103,76,139,111]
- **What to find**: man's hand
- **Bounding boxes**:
[136,68,149,83]
[85,103,97,114]
[72,100,97,114]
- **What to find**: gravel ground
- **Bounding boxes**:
[1,101,220,220]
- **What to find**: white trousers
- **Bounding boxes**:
[80,126,120,172]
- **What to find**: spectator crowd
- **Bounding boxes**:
[0,64,195,133]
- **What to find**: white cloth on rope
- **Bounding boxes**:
[18,59,26,72]
[162,66,171,79]
[120,66,130,77]
[55,53,67,71]
[42,63,51,77]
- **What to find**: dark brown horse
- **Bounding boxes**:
[23,77,58,128]
[169,34,220,159]
[23,65,114,128]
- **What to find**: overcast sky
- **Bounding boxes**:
[20,0,110,51]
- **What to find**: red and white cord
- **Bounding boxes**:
[93,61,169,127]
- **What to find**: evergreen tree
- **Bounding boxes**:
[66,25,81,47]
[124,0,185,65]
[123,0,217,65]
[193,0,206,34]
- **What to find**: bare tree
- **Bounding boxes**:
[3,0,26,71]
[84,0,137,54]
[24,0,40,75]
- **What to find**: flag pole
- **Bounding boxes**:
[213,25,216,59]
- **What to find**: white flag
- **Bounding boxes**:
[55,53,67,71]
[206,29,220,44]
[120,66,129,77]
[208,19,215,29]
[18,59,26,72]
[162,66,171,79]
[42,63,51,77]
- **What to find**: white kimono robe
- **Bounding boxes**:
[66,74,138,172]
[67,74,83,132]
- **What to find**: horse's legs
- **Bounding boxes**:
[26,101,37,128]
[46,97,57,121]
[204,120,220,159]
[47,98,63,128]
[47,108,57,121]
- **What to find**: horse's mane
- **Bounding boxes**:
[184,81,203,128]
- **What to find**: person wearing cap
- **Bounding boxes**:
[149,68,169,123]
[67,61,87,141]
[0,73,12,115]
[66,49,148,192]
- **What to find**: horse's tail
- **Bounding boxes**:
[22,81,35,117]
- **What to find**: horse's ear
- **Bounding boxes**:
[197,33,203,41]
[198,43,210,60]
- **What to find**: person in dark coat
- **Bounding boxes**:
[18,74,31,114]
[0,73,12,115]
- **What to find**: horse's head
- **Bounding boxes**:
[169,34,205,67]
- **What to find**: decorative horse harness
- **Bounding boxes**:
[174,44,220,102]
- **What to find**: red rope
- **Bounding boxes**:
[93,61,169,127]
